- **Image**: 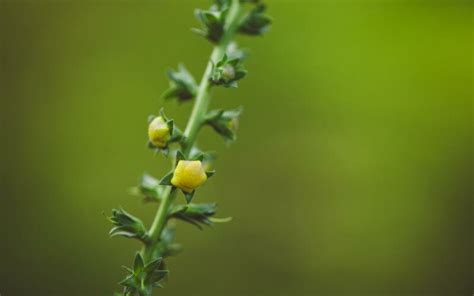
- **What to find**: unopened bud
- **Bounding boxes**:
[171,160,207,193]
[148,116,171,148]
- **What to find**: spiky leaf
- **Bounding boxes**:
[108,209,148,243]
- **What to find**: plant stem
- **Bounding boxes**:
[143,0,243,262]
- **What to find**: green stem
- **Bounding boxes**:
[143,0,243,262]
[183,0,243,154]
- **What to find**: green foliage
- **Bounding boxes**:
[183,190,195,204]
[226,42,247,61]
[205,107,242,142]
[129,174,165,203]
[192,5,228,43]
[120,253,168,296]
[158,171,174,186]
[154,226,183,258]
[216,0,232,9]
[162,65,197,103]
[170,203,223,229]
[108,0,271,294]
[239,4,272,35]
[108,209,148,243]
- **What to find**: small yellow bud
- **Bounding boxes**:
[148,116,171,148]
[171,160,207,193]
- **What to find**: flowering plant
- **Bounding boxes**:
[108,0,271,295]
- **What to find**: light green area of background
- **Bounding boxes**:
[1,0,472,295]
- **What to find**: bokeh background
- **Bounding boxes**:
[1,0,472,295]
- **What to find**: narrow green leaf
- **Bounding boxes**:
[159,172,174,186]
[183,190,195,204]
[144,258,162,274]
[193,152,205,161]
[119,274,135,288]
[159,108,169,121]
[206,170,216,178]
[209,216,233,223]
[133,253,145,272]
[176,150,186,164]
[165,120,173,135]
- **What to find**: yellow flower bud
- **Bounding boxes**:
[148,116,171,148]
[171,160,207,193]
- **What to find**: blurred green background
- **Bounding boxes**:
[1,0,472,295]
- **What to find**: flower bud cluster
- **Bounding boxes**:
[210,54,247,88]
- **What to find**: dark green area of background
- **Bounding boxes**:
[1,0,472,295]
